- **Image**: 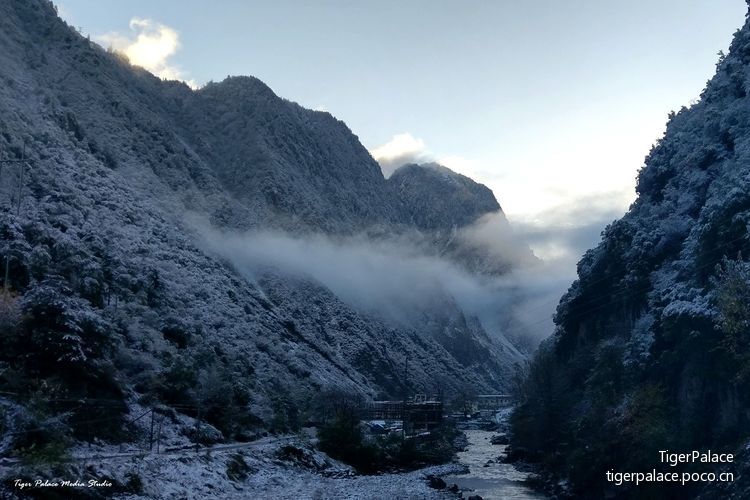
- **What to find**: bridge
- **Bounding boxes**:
[475,394,513,410]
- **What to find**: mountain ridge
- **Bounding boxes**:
[0,0,532,461]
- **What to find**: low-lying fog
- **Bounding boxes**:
[190,211,599,353]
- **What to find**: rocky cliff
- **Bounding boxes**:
[512,4,750,499]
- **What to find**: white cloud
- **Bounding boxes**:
[369,133,429,177]
[98,18,198,89]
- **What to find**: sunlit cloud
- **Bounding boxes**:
[98,18,198,89]
[369,133,429,177]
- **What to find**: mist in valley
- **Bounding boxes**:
[192,210,588,353]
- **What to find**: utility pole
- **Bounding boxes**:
[156,415,163,454]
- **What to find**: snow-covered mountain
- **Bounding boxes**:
[179,75,404,234]
[0,0,532,457]
[389,162,501,232]
[512,4,750,498]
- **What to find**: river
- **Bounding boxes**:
[443,429,546,500]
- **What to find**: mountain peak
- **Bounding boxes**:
[201,75,278,100]
[388,162,503,231]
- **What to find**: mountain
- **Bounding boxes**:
[388,162,537,275]
[180,75,404,234]
[0,0,531,465]
[511,5,750,498]
[389,162,501,232]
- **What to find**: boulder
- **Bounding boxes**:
[426,475,446,490]
[490,434,509,445]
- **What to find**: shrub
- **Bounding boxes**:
[226,453,251,481]
[124,472,144,494]
[12,395,72,465]
[317,414,381,473]
[1,283,128,442]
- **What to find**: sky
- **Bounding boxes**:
[57,0,747,265]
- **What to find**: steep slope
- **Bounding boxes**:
[388,162,537,275]
[181,76,403,233]
[389,162,500,232]
[512,5,750,499]
[0,0,530,462]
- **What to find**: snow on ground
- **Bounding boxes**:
[3,435,466,500]
[113,439,464,499]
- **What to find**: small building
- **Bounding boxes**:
[366,400,404,420]
[363,395,443,434]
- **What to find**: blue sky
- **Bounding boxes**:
[58,0,747,262]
